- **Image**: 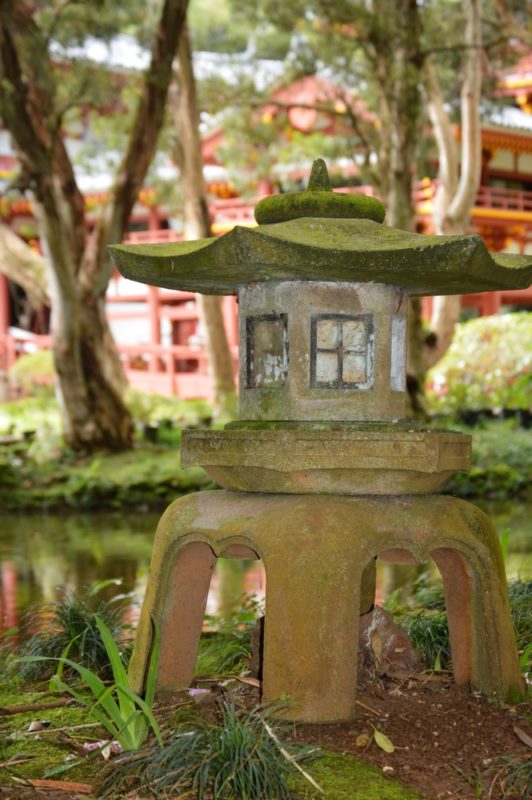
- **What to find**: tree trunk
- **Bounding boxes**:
[370,1,424,413]
[0,0,190,451]
[175,24,237,420]
[372,0,421,232]
[423,0,482,371]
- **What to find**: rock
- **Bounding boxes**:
[358,605,423,675]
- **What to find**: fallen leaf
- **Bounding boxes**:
[388,687,404,697]
[371,630,383,666]
[25,779,93,794]
[356,733,370,747]
[234,676,262,688]
[27,720,46,732]
[374,729,395,753]
[513,725,532,749]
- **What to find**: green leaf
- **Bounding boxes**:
[374,729,395,753]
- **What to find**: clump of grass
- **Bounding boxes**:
[487,753,532,799]
[43,616,162,757]
[507,580,531,652]
[398,609,451,670]
[390,578,531,673]
[105,701,320,800]
[15,581,128,682]
[196,595,261,676]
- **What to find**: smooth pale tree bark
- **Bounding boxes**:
[0,0,189,450]
[175,24,237,420]
[0,225,48,308]
[423,0,482,370]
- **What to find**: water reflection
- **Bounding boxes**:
[0,512,157,638]
[0,499,529,638]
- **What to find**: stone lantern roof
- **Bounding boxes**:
[109,159,532,297]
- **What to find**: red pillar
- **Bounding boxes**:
[0,273,9,335]
[148,286,161,373]
[478,292,501,316]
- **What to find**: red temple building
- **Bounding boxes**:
[1,60,531,401]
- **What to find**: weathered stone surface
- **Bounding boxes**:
[109,217,532,296]
[181,426,471,495]
[238,281,407,422]
[129,492,523,722]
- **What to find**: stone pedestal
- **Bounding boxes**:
[129,491,523,722]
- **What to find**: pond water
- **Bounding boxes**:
[0,498,530,638]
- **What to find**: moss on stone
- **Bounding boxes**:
[109,217,532,296]
[225,420,424,432]
[289,751,422,799]
[254,191,386,225]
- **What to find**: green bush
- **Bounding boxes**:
[427,313,532,415]
[442,421,532,498]
[9,349,55,396]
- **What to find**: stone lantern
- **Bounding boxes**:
[110,160,530,722]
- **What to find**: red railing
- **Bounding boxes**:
[414,181,532,214]
[475,185,532,212]
[125,229,183,243]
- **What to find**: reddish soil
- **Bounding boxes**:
[1,676,529,799]
[291,673,531,800]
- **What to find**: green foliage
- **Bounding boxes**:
[0,395,213,511]
[9,350,55,396]
[24,616,161,755]
[125,389,213,430]
[390,577,532,674]
[0,395,62,437]
[196,595,261,676]
[443,421,532,499]
[507,580,532,654]
[15,584,128,682]
[485,753,532,800]
[397,609,451,670]
[427,313,532,415]
[106,701,317,799]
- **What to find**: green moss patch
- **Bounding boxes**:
[0,688,103,786]
[290,751,422,799]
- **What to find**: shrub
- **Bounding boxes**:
[427,313,532,415]
[9,349,55,396]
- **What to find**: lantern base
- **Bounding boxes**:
[181,426,471,495]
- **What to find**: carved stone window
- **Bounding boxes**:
[310,314,374,389]
[246,314,288,388]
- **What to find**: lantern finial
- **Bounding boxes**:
[307,158,332,192]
